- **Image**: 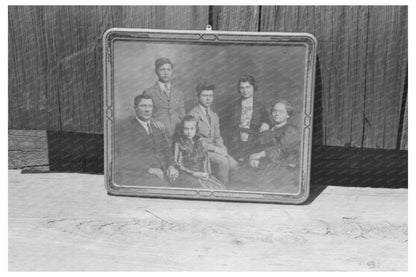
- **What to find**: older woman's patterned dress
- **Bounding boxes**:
[229,123,301,193]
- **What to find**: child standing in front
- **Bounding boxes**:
[173,115,226,190]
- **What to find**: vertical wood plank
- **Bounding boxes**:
[313,6,333,145]
[323,6,341,146]
[349,6,369,148]
[9,6,208,133]
[334,7,353,147]
[400,98,407,150]
[363,6,407,149]
[212,6,260,31]
[8,6,48,130]
[42,6,123,133]
[261,6,406,149]
[379,6,399,149]
[260,6,296,32]
[122,6,209,30]
[8,5,408,148]
[260,6,342,146]
[382,6,407,149]
[362,6,377,148]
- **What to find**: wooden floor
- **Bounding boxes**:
[8,170,407,271]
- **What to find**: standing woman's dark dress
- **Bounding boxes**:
[227,97,270,160]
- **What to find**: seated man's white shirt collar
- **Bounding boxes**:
[136,117,151,134]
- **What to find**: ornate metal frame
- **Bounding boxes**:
[103,28,316,204]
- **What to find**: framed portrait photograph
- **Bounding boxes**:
[103,28,316,204]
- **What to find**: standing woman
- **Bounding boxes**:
[228,75,270,162]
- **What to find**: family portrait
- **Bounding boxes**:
[108,31,314,199]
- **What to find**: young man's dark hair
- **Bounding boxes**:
[195,81,216,97]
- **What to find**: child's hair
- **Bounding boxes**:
[180,115,200,140]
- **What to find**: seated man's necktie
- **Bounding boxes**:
[147,121,152,135]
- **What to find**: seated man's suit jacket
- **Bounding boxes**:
[114,116,174,186]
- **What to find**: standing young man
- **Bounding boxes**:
[143,58,186,138]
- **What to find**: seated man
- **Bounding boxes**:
[188,81,238,185]
[114,94,179,187]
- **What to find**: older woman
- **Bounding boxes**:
[229,99,301,193]
[227,75,270,162]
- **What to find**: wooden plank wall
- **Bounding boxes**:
[8,6,407,149]
[8,6,208,134]
[259,6,407,149]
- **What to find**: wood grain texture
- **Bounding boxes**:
[8,6,407,149]
[8,7,48,130]
[8,6,209,133]
[41,6,123,133]
[8,170,407,271]
[349,6,369,147]
[8,130,49,169]
[260,6,407,148]
[212,6,260,31]
[400,97,407,150]
[382,6,407,149]
[122,6,208,29]
[363,6,408,149]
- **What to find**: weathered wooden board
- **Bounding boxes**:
[382,6,408,149]
[8,7,49,130]
[8,170,407,271]
[362,6,407,149]
[400,96,407,150]
[212,6,260,31]
[122,6,208,30]
[8,6,407,148]
[349,6,369,148]
[260,6,407,149]
[41,6,122,133]
[8,130,49,170]
[8,6,209,133]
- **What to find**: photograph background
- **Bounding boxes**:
[114,40,307,145]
